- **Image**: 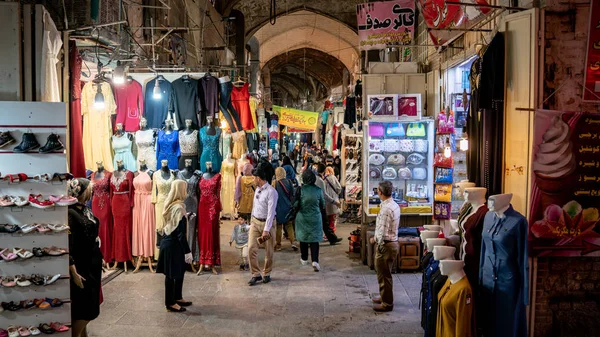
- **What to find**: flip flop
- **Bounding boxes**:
[49,323,68,333]
[1,277,16,287]
[0,328,7,337]
[27,327,40,336]
[7,327,18,337]
[14,248,34,259]
[47,224,69,233]
[45,298,63,308]
[17,327,30,337]
[44,247,68,256]
[32,247,44,258]
[36,225,51,233]
[0,248,18,261]
[19,224,38,234]
[15,275,31,287]
[44,274,61,286]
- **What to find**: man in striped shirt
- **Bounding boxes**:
[370,181,400,312]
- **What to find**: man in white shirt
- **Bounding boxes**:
[370,181,400,312]
[248,165,279,286]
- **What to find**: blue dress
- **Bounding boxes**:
[199,126,222,172]
[155,130,180,170]
[479,206,529,337]
[112,134,137,171]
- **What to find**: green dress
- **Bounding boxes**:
[294,184,325,243]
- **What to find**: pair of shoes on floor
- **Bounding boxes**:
[11,133,63,153]
[371,297,393,312]
[166,305,186,313]
[300,259,321,272]
[248,275,271,286]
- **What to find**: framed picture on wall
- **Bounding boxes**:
[368,94,398,119]
[397,94,422,120]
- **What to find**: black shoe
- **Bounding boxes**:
[330,237,343,245]
[262,275,271,284]
[239,264,245,271]
[176,300,192,307]
[0,131,15,148]
[13,133,40,153]
[39,133,64,153]
[248,275,263,286]
[244,264,250,271]
[166,305,187,312]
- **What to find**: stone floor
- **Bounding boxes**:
[89,222,424,337]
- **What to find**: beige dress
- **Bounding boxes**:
[220,159,236,216]
[82,82,116,170]
[232,131,248,159]
[151,170,175,257]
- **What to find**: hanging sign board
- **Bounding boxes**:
[529,110,600,257]
[356,0,416,51]
[287,127,315,133]
[417,0,492,46]
[583,0,600,102]
[273,105,320,131]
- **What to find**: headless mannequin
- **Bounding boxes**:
[426,238,447,253]
[114,123,133,141]
[95,161,106,180]
[455,180,476,198]
[433,246,456,261]
[488,193,513,217]
[164,119,174,134]
[424,225,442,232]
[206,116,216,136]
[421,230,441,247]
[184,119,194,135]
[437,260,474,337]
[160,160,172,180]
[439,260,467,284]
[181,159,199,180]
[110,160,132,272]
[133,158,156,274]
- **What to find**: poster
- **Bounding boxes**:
[417,0,492,46]
[583,0,600,102]
[529,110,600,257]
[272,106,319,131]
[356,1,416,51]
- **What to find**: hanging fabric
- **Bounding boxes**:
[41,10,62,102]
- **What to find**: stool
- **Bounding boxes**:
[397,237,421,271]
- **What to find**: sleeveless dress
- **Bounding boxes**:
[152,171,175,257]
[178,130,199,170]
[156,130,180,170]
[232,131,248,159]
[92,171,113,263]
[231,83,254,131]
[221,130,232,159]
[112,134,137,171]
[178,171,201,263]
[199,127,222,172]
[110,171,134,262]
[132,171,156,258]
[135,129,156,170]
[197,174,222,266]
[238,176,255,215]
[220,160,236,216]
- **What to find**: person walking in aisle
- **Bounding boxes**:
[272,167,298,251]
[294,170,326,272]
[313,163,343,245]
[157,180,193,312]
[247,166,279,286]
[323,166,342,233]
[370,181,400,312]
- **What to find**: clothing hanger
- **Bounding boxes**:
[233,75,246,87]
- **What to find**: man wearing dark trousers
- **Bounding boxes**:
[370,181,400,312]
[313,163,343,245]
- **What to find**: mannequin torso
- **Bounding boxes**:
[113,160,127,178]
[203,162,216,179]
[95,162,106,180]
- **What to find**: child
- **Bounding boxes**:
[230,217,250,271]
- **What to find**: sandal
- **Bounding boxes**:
[7,327,18,337]
[2,277,16,287]
[35,299,50,310]
[3,173,28,183]
[49,323,68,333]
[20,299,35,309]
[0,248,18,261]
[19,224,38,234]
[47,224,69,233]
[0,329,7,337]
[44,247,68,257]
[15,275,31,287]
[0,196,15,207]
[14,248,34,259]
[36,224,51,233]
[32,174,51,183]
[44,274,61,286]
[30,274,45,286]
[0,224,19,233]
[32,247,44,258]
[52,173,73,183]
[37,324,54,335]
[46,298,63,308]
[27,327,40,336]
[5,301,21,311]
[11,196,29,207]
[17,327,30,337]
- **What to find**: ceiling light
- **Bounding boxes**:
[153,79,162,100]
[444,138,452,158]
[94,83,105,110]
[113,61,125,85]
[459,134,469,151]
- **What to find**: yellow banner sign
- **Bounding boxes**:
[273,106,319,131]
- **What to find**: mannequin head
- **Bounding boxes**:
[488,193,513,213]
[439,260,466,280]
[140,117,147,129]
[420,230,440,243]
[423,225,442,232]
[116,123,124,133]
[139,159,147,170]
[96,161,104,172]
[116,160,125,171]
[206,162,213,172]
[226,153,232,160]
[433,246,456,260]
[450,220,460,233]
[465,187,487,206]
[455,180,476,195]
[426,238,447,252]
[185,119,192,129]
[161,159,169,169]
[165,119,174,130]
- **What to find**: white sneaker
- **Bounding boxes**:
[300,259,309,266]
[312,262,320,272]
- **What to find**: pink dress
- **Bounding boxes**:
[110,171,135,262]
[197,174,222,266]
[92,172,113,263]
[132,171,155,258]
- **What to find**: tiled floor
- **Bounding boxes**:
[89,222,424,337]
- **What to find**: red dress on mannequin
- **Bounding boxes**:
[231,83,254,131]
[110,171,135,262]
[197,174,222,266]
[92,172,113,263]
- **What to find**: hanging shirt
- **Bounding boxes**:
[436,277,474,337]
[198,75,219,119]
[248,96,259,133]
[144,77,173,129]
[113,79,143,132]
[170,77,200,130]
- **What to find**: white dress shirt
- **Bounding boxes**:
[251,182,278,232]
[375,198,400,245]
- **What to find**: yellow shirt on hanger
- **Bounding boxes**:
[248,96,259,133]
[81,81,117,171]
[436,277,474,337]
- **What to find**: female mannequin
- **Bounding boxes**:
[152,160,175,257]
[459,187,488,295]
[92,161,113,267]
[479,193,529,337]
[177,159,201,270]
[422,238,449,337]
[110,159,135,272]
[178,119,199,171]
[135,117,157,171]
[132,159,156,273]
[197,161,222,275]
[156,119,180,170]
[112,123,136,171]
[433,246,456,261]
[199,117,222,172]
[437,260,475,337]
[220,154,237,218]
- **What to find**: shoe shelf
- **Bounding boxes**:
[0,102,70,331]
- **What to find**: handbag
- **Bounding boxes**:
[414,139,428,153]
[434,153,454,168]
[398,167,412,180]
[386,123,405,137]
[285,187,302,222]
[382,167,398,180]
[369,167,382,179]
[412,168,427,180]
[369,139,384,152]
[368,154,385,166]
[383,139,401,152]
[407,153,426,165]
[387,154,406,165]
[434,202,452,220]
[406,123,426,137]
[369,123,385,137]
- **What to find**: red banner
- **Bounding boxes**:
[417,0,491,46]
[583,0,600,101]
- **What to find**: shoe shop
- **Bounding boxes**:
[1,0,599,336]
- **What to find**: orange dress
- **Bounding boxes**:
[231,83,254,131]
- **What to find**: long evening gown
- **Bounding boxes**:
[152,171,175,257]
[221,131,232,160]
[135,129,156,170]
[178,171,201,263]
[92,172,113,263]
[112,134,137,171]
[199,127,222,172]
[220,160,236,216]
[231,131,248,159]
[197,174,222,266]
[178,130,199,171]
[132,171,155,258]
[82,82,116,171]
[156,130,180,170]
[110,170,134,262]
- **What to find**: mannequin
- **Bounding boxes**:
[220,153,237,218]
[139,117,149,131]
[203,162,216,180]
[178,119,199,171]
[460,187,488,259]
[181,159,196,179]
[479,193,529,337]
[113,124,136,171]
[95,161,106,180]
[423,225,442,232]
[152,159,176,257]
[236,154,250,178]
[177,160,202,272]
[93,161,113,268]
[109,160,135,273]
[426,238,447,253]
[433,246,456,261]
[114,123,132,140]
[136,118,157,171]
[160,159,172,180]
[199,118,222,172]
[184,119,194,134]
[436,260,474,337]
[206,116,216,136]
[420,230,441,246]
[132,159,155,274]
[197,160,221,275]
[164,119,174,134]
[421,238,449,337]
[113,160,126,178]
[139,159,149,173]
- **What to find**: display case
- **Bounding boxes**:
[363,118,435,217]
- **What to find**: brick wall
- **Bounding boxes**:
[537,0,600,336]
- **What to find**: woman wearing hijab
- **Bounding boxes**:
[157,180,193,313]
[272,167,298,251]
[324,166,343,233]
[294,170,326,272]
[67,178,103,337]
